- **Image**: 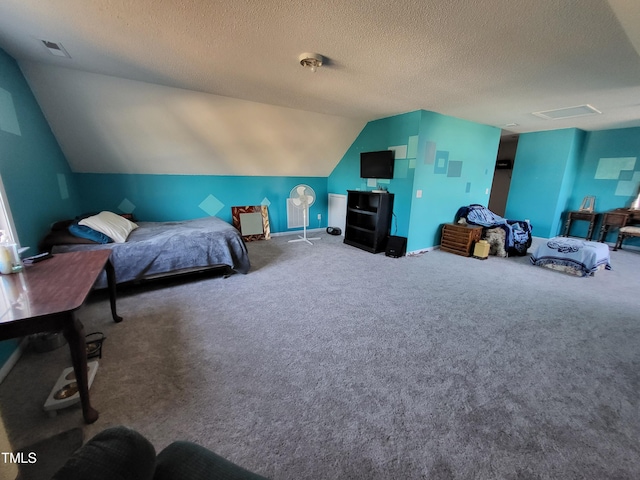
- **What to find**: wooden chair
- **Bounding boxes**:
[614,225,640,250]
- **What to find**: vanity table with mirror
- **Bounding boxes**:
[598,208,640,242]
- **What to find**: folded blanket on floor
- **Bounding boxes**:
[530,237,612,277]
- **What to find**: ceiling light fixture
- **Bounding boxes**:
[299,53,323,73]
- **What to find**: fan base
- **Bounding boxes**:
[289,235,320,245]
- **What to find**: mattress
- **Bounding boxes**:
[52,216,250,287]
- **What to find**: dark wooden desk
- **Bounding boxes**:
[0,250,122,424]
[598,208,640,242]
[563,210,599,241]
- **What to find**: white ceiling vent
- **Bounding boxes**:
[532,104,601,120]
[40,39,71,58]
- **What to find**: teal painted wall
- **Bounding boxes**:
[571,127,640,245]
[327,110,500,252]
[555,130,585,237]
[0,49,82,250]
[0,337,19,375]
[0,49,82,369]
[75,173,328,233]
[327,111,420,238]
[505,129,583,238]
[407,111,501,251]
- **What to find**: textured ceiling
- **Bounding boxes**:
[1,0,640,136]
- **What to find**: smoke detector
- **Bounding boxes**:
[299,53,323,73]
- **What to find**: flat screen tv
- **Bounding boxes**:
[360,150,395,179]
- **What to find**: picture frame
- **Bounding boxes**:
[231,205,271,241]
[579,196,595,212]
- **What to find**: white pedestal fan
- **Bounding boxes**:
[288,184,320,245]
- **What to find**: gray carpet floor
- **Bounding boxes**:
[0,234,639,479]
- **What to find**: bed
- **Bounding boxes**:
[530,237,611,277]
[45,216,251,288]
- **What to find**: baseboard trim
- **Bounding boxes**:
[407,245,439,256]
[616,243,640,252]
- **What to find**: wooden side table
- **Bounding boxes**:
[440,223,483,256]
[563,211,599,241]
[0,250,122,424]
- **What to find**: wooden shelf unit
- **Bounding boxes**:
[344,190,394,253]
[440,223,483,257]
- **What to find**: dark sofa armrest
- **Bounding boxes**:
[51,426,156,480]
[154,441,270,480]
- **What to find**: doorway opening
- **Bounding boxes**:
[488,133,519,217]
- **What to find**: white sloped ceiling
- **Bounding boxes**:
[21,62,365,176]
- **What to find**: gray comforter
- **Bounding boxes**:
[52,216,250,287]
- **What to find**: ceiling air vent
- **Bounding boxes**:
[40,39,71,58]
[532,104,601,120]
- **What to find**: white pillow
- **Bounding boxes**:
[79,211,138,243]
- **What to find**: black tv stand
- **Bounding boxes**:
[344,190,394,253]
